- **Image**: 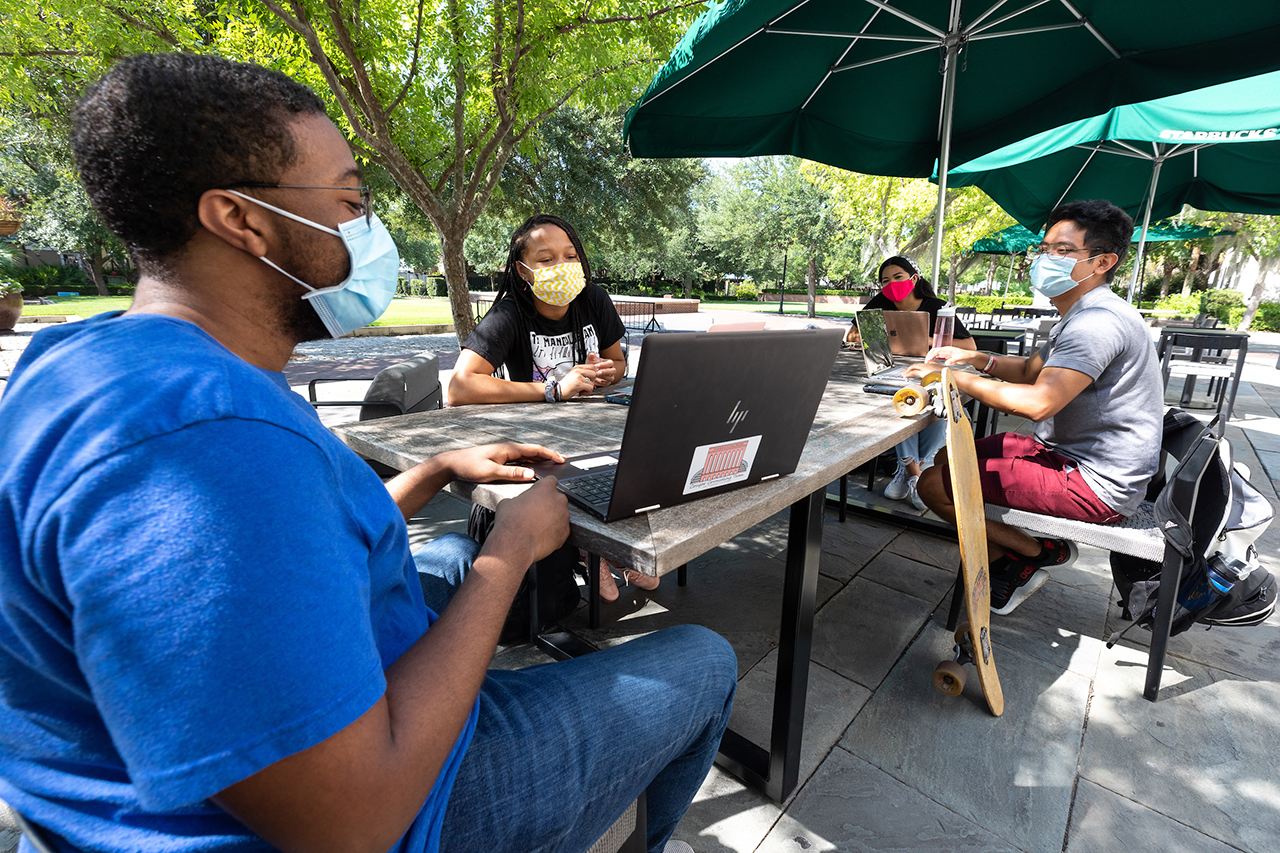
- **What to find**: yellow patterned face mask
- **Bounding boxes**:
[519,260,586,307]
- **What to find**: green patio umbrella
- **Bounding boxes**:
[948,69,1280,299]
[624,0,1280,288]
[970,222,1228,303]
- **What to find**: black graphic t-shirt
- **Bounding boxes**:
[463,284,626,382]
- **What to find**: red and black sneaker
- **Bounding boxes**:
[1005,538,1078,570]
[990,561,1050,615]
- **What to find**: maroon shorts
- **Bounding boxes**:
[940,432,1123,524]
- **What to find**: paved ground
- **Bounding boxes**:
[3,310,1279,852]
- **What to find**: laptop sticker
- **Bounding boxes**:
[683,435,763,495]
[571,455,618,470]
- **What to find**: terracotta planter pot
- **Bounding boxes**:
[0,292,22,331]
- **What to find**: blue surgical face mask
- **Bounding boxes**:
[1029,253,1099,298]
[228,190,400,338]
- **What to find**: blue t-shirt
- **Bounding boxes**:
[0,312,477,852]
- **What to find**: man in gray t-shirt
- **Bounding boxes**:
[908,199,1164,615]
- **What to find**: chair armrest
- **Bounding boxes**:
[308,376,377,401]
[308,400,407,413]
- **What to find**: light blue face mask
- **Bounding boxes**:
[227,190,400,338]
[1029,252,1100,298]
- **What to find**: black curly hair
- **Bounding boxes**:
[493,213,594,369]
[71,53,326,274]
[1045,199,1133,283]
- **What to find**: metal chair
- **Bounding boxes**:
[1157,331,1247,434]
[307,351,443,421]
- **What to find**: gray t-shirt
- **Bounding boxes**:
[1033,286,1164,516]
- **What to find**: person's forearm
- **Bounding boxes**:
[448,372,544,406]
[385,455,455,521]
[951,366,1058,422]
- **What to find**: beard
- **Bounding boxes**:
[272,220,350,344]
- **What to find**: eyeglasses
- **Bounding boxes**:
[223,182,372,224]
[1028,243,1095,259]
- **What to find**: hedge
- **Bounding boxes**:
[1152,293,1200,315]
[735,284,759,301]
[953,295,1032,313]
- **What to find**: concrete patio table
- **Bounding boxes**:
[334,348,934,802]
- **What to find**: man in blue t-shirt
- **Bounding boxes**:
[0,54,735,853]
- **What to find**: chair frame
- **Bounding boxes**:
[1157,330,1247,435]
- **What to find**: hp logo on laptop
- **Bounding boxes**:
[727,401,748,433]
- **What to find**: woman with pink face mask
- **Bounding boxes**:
[847,256,977,510]
[452,213,654,601]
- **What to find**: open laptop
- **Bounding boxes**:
[854,309,927,384]
[532,327,843,521]
[884,311,931,356]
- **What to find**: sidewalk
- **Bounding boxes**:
[3,319,1278,853]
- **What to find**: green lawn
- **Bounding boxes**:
[369,298,457,326]
[18,295,457,326]
[20,296,133,317]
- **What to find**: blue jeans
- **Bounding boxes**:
[413,534,737,853]
[895,418,947,468]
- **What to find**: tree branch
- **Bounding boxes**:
[103,4,180,47]
[387,0,426,115]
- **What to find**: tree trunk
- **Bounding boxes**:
[1238,255,1273,330]
[439,228,475,344]
[806,256,817,319]
[682,274,692,299]
[1159,264,1175,299]
[1181,244,1202,297]
[81,250,108,296]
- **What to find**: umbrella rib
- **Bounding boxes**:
[1052,145,1099,210]
[799,8,884,111]
[969,22,1088,41]
[1056,0,1121,58]
[859,0,946,39]
[767,28,934,44]
[967,0,1056,38]
[636,0,813,107]
[833,43,939,73]
[1070,142,1156,161]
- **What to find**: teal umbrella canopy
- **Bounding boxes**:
[971,222,1227,255]
[948,70,1280,230]
[625,1,1280,178]
[624,0,1280,282]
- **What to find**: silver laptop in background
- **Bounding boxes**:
[855,309,921,384]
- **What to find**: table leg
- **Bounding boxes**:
[714,488,824,802]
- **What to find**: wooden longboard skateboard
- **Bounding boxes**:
[904,368,1003,716]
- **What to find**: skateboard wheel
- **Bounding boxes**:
[892,387,927,417]
[920,371,943,387]
[933,660,966,696]
[954,621,971,644]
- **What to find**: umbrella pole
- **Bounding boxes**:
[931,2,963,301]
[1126,155,1164,304]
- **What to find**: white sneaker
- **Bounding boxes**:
[663,841,695,853]
[883,463,911,500]
[908,476,927,511]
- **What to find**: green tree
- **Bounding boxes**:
[0,0,705,340]
[0,108,126,293]
[1191,211,1280,330]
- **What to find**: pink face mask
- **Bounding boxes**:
[881,277,915,303]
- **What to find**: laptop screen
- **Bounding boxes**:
[854,310,895,376]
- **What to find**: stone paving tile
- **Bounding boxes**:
[935,573,1111,680]
[1081,643,1280,853]
[842,627,1090,853]
[564,543,842,681]
[855,548,957,606]
[882,528,962,570]
[759,748,1023,853]
[810,575,937,690]
[673,768,780,853]
[728,654,871,803]
[815,508,903,582]
[1065,778,1241,853]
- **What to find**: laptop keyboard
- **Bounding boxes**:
[558,470,616,507]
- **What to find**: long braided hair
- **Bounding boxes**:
[495,213,593,372]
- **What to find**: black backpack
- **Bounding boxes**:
[1109,409,1276,642]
